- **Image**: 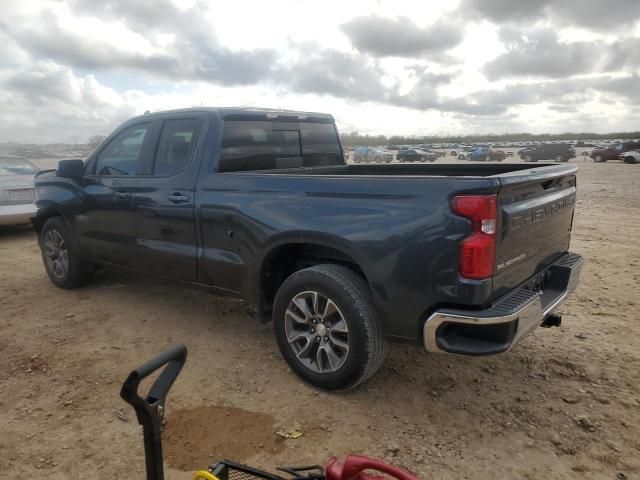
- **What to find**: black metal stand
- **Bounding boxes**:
[120,344,187,480]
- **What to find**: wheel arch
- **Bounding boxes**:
[32,206,66,235]
[257,234,371,319]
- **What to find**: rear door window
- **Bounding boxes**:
[219,120,343,172]
[153,118,200,176]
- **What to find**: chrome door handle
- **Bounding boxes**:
[167,193,189,203]
[115,191,132,200]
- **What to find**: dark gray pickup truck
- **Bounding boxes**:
[33,108,583,390]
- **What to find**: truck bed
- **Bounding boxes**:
[248,163,565,177]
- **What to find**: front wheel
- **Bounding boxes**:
[624,156,637,164]
[594,154,606,163]
[39,217,93,289]
[273,265,387,390]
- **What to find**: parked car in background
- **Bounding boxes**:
[468,147,506,162]
[352,146,393,163]
[619,150,640,164]
[457,147,476,160]
[396,148,439,162]
[591,141,640,162]
[519,143,576,162]
[0,157,39,226]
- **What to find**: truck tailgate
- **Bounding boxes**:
[493,165,577,296]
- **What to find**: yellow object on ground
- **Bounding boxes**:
[193,471,220,480]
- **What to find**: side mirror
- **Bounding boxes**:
[57,159,85,178]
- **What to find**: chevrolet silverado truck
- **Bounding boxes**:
[33,108,583,390]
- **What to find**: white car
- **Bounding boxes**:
[0,157,39,226]
[619,150,640,164]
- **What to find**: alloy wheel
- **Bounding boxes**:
[43,229,69,279]
[284,291,349,373]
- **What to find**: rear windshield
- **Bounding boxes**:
[0,157,39,175]
[219,120,343,172]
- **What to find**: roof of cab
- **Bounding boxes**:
[129,107,335,123]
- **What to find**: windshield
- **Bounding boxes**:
[0,158,39,175]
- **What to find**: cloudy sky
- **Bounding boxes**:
[1,0,639,143]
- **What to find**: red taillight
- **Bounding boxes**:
[451,194,498,280]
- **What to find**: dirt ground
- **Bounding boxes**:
[0,159,638,480]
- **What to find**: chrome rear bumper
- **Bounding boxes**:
[423,252,583,355]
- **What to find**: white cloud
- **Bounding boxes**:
[0,0,639,142]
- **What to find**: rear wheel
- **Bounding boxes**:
[624,156,637,164]
[594,154,606,163]
[39,217,93,289]
[273,264,387,390]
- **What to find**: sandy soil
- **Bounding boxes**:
[0,160,638,480]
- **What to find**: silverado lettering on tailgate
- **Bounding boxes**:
[510,193,575,230]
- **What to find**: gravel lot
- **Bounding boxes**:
[0,159,638,480]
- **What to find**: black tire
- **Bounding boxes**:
[273,264,387,390]
[39,217,92,289]
[594,154,606,163]
[624,156,637,164]
[458,154,464,160]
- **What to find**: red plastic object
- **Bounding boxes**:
[325,454,419,480]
